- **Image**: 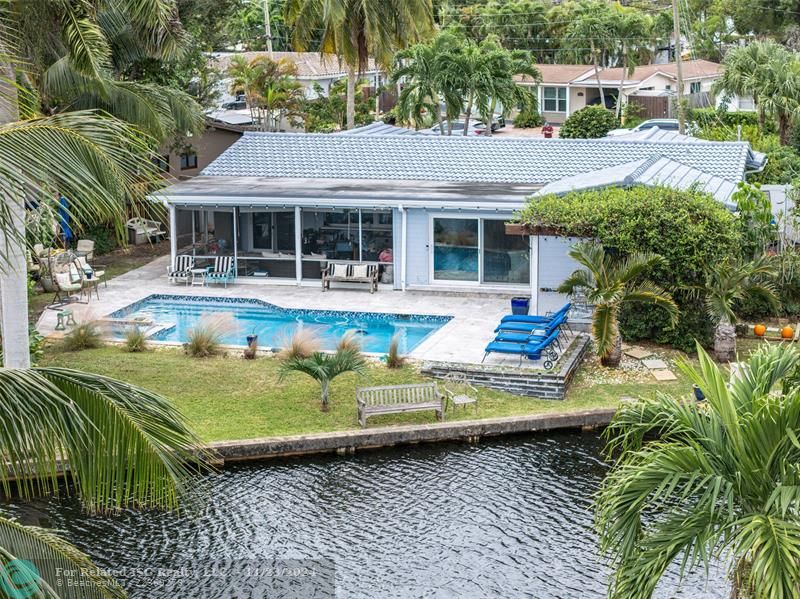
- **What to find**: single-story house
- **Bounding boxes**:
[156,129,765,312]
[156,120,245,179]
[518,60,724,123]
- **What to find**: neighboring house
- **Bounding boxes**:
[156,121,244,179]
[211,51,384,104]
[518,60,724,123]
[156,129,764,312]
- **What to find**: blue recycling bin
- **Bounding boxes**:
[511,297,530,315]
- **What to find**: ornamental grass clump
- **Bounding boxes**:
[123,326,148,353]
[279,335,367,412]
[278,327,321,360]
[385,334,405,369]
[185,313,237,358]
[63,322,104,352]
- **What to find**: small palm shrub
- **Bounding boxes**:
[63,322,103,351]
[124,326,147,353]
[279,338,367,411]
[185,313,236,358]
[278,327,321,360]
[385,334,405,369]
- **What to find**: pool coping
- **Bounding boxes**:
[208,407,617,462]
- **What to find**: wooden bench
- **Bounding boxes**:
[322,263,379,293]
[356,383,445,427]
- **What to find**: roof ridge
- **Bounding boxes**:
[624,155,665,184]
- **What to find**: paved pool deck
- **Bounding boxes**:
[37,255,569,367]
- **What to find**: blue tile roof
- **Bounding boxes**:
[201,131,755,184]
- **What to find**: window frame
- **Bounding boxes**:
[180,152,198,170]
[542,87,567,113]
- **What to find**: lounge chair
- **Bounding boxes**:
[206,256,235,287]
[482,329,562,367]
[167,255,194,285]
[500,303,571,324]
[495,311,568,334]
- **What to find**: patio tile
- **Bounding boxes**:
[623,347,652,360]
[642,358,668,370]
[651,369,677,381]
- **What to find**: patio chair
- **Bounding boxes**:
[442,372,478,414]
[206,256,235,287]
[52,270,84,305]
[70,260,100,301]
[76,256,106,288]
[482,329,562,368]
[76,239,95,261]
[167,254,195,285]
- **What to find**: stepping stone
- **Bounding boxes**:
[624,347,653,360]
[642,358,668,370]
[651,369,677,381]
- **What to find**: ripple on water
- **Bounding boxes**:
[3,432,729,598]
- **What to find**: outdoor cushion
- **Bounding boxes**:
[333,263,349,278]
[351,264,369,278]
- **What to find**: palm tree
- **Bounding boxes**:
[227,55,266,126]
[563,1,614,108]
[690,256,779,362]
[557,243,678,367]
[713,41,775,130]
[611,7,652,121]
[280,346,366,411]
[6,0,204,143]
[285,0,434,129]
[597,342,800,598]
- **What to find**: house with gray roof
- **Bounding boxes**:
[158,130,764,311]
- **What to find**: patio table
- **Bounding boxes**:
[190,268,207,286]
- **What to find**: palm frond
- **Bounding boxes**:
[61,6,111,79]
[36,367,212,513]
[0,516,125,599]
[624,282,679,327]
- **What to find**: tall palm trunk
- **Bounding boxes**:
[0,62,31,368]
[616,48,627,121]
[714,321,737,362]
[435,99,445,135]
[592,42,606,109]
[346,64,357,130]
[463,90,474,136]
[778,111,791,145]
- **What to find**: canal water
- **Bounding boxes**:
[5,432,728,598]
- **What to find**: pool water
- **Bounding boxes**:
[109,295,451,354]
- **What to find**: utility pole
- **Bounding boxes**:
[264,0,273,58]
[672,0,685,134]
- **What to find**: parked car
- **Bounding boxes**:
[221,100,247,111]
[606,118,681,137]
[420,121,488,136]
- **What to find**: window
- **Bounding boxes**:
[180,153,198,170]
[689,81,702,94]
[151,154,169,173]
[542,87,567,112]
[251,213,272,249]
[433,218,479,282]
[483,220,530,284]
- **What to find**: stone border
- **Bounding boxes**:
[210,407,615,462]
[420,333,590,399]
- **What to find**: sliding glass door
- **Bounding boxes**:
[432,216,529,285]
[432,217,479,282]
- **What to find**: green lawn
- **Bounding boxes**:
[40,343,699,443]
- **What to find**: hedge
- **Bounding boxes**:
[559,106,618,139]
[517,186,742,351]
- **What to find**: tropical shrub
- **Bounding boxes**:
[124,326,148,353]
[185,313,237,358]
[597,343,800,598]
[512,106,545,129]
[559,106,618,139]
[689,107,769,132]
[78,223,116,256]
[63,322,104,352]
[518,186,741,351]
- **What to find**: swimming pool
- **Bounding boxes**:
[108,295,451,354]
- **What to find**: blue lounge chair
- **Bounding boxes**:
[500,303,571,324]
[495,311,567,334]
[206,256,235,287]
[482,329,562,367]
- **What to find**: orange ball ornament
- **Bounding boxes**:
[754,324,767,337]
[781,325,794,339]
